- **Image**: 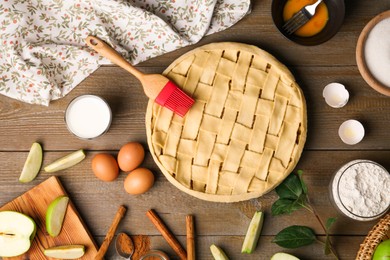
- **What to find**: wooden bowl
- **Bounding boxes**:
[271,0,345,46]
[356,10,390,96]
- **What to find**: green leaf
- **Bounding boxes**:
[325,217,337,232]
[272,199,295,215]
[273,225,316,249]
[275,174,303,200]
[297,170,308,194]
[324,217,337,255]
[271,196,307,216]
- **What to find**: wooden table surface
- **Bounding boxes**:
[1,0,390,259]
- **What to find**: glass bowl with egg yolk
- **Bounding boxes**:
[283,0,329,37]
[271,0,345,46]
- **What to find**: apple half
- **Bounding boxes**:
[0,211,36,257]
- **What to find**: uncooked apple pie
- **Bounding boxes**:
[146,42,307,202]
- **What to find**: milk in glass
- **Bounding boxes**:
[65,95,112,139]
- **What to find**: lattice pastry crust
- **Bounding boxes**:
[146,42,307,202]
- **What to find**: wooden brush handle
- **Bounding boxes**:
[85,35,144,80]
[146,209,187,260]
[95,205,127,260]
[186,215,195,260]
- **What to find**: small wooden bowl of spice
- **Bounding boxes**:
[356,10,390,96]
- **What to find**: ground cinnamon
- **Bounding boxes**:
[117,233,134,255]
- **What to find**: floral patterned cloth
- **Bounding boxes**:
[0,0,250,105]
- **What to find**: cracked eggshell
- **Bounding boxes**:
[338,119,365,145]
[323,83,349,108]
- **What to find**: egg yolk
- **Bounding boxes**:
[283,0,329,37]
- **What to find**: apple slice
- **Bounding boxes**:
[0,211,36,257]
[241,211,264,254]
[19,142,43,183]
[46,196,69,237]
[44,245,85,259]
[271,252,300,260]
[44,149,86,173]
[210,244,229,260]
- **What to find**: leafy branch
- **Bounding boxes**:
[271,170,339,260]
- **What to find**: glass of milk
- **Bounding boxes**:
[65,95,112,139]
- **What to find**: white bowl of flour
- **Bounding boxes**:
[330,160,390,221]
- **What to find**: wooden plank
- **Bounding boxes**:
[94,235,365,260]
[0,1,389,260]
[0,66,389,151]
[0,176,98,259]
[0,151,386,238]
[130,0,390,68]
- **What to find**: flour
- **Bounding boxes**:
[331,160,390,221]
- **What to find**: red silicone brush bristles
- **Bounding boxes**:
[155,81,195,117]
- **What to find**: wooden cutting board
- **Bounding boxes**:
[0,176,98,259]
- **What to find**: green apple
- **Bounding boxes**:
[46,195,69,237]
[241,211,264,253]
[44,149,86,173]
[373,239,390,260]
[44,245,85,259]
[0,211,37,257]
[210,244,229,260]
[271,252,300,260]
[19,142,43,183]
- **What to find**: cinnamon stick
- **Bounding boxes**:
[146,209,187,260]
[186,215,195,260]
[95,205,127,260]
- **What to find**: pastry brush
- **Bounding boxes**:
[85,36,194,117]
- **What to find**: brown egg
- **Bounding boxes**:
[92,153,119,182]
[117,142,145,172]
[124,168,154,195]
